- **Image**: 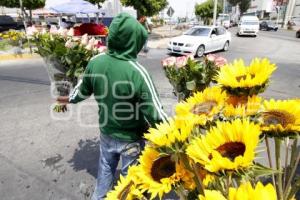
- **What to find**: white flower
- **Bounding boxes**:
[98,46,107,53]
[85,43,93,51]
[161,56,176,67]
[175,56,188,68]
[65,39,75,48]
[81,34,89,46]
[206,54,217,62]
[186,54,195,61]
[88,37,98,46]
[67,28,75,36]
[41,28,47,34]
[50,26,58,34]
[26,26,38,36]
[58,27,68,37]
[214,56,228,67]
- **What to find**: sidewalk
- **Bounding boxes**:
[0,47,39,61]
[148,25,185,49]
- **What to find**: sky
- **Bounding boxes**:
[166,0,205,18]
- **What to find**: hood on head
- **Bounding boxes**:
[107,13,148,61]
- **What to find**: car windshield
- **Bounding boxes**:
[241,21,259,25]
[184,28,211,36]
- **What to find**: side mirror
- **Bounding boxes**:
[211,34,216,38]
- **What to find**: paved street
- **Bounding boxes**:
[0,28,299,200]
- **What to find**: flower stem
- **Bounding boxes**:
[283,138,289,189]
[192,163,205,196]
[265,137,276,186]
[283,138,299,198]
[180,153,204,196]
[176,184,187,200]
[275,138,283,200]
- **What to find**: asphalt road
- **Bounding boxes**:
[0,29,299,200]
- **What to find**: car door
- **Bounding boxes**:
[216,27,227,50]
[208,28,219,51]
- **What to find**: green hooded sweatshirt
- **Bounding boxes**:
[69,13,168,142]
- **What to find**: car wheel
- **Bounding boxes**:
[223,41,229,51]
[274,28,278,31]
[296,32,300,38]
[196,45,205,57]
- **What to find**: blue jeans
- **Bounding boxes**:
[91,133,145,200]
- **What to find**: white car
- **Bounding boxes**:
[237,16,259,36]
[167,26,231,57]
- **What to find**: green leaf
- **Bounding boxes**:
[186,80,196,91]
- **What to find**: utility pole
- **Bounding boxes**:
[223,0,226,13]
[213,0,218,25]
[282,0,296,28]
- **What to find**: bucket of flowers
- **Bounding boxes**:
[29,27,107,112]
[162,54,227,102]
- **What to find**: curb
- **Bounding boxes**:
[0,53,40,61]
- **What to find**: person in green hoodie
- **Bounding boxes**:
[57,13,168,200]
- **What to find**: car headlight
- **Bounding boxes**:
[185,43,194,47]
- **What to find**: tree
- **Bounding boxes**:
[0,0,45,23]
[195,0,222,25]
[239,0,251,14]
[227,0,251,15]
[86,0,106,8]
[120,0,168,18]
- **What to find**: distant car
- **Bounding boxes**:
[296,29,300,38]
[237,16,259,36]
[217,14,230,28]
[188,21,200,28]
[260,21,278,31]
[167,26,231,57]
[0,15,24,32]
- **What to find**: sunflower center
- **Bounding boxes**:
[236,74,255,82]
[227,95,248,107]
[190,100,217,115]
[151,156,176,183]
[117,181,133,200]
[263,110,295,128]
[211,142,246,161]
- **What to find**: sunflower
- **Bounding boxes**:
[229,182,277,200]
[261,99,300,136]
[198,190,227,200]
[106,166,144,200]
[144,117,195,150]
[176,86,227,125]
[223,95,262,118]
[137,147,186,199]
[216,58,276,96]
[186,119,261,173]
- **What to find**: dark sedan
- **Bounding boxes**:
[0,15,24,32]
[259,21,278,31]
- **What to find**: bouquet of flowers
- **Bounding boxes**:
[162,54,227,101]
[106,58,300,200]
[30,27,107,112]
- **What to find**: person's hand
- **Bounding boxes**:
[57,96,69,104]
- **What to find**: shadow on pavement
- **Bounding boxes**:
[68,138,100,178]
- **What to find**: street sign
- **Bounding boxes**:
[167,6,175,17]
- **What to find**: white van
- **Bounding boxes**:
[217,14,230,28]
[237,16,259,36]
